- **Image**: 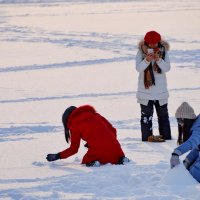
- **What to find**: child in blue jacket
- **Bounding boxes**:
[170,102,200,183]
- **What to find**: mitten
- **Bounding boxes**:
[183,158,191,170]
[170,149,182,168]
[46,153,60,162]
[84,143,89,148]
[170,154,180,168]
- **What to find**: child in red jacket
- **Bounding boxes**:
[46,105,129,167]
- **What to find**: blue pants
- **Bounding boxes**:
[140,100,171,141]
[189,165,200,183]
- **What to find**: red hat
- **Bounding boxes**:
[144,31,161,44]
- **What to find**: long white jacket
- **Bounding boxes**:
[136,40,171,104]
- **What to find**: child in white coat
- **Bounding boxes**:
[136,30,171,142]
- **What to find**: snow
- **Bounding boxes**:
[0,0,200,199]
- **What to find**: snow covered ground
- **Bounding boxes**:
[0,0,200,199]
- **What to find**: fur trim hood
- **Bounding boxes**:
[138,39,170,54]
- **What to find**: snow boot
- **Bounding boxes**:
[147,135,165,142]
[86,161,101,167]
[118,156,130,165]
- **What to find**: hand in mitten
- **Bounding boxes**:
[84,143,89,148]
[46,153,60,162]
[183,158,191,170]
[170,153,180,168]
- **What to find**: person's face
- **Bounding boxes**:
[148,43,158,48]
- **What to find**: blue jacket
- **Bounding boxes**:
[175,115,200,182]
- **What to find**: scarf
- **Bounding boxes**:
[144,44,165,89]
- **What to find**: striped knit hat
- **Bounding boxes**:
[175,102,196,119]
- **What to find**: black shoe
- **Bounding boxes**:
[86,161,101,167]
[118,156,130,165]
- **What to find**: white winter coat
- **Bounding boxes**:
[135,40,171,105]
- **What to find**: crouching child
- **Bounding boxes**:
[170,102,200,183]
[46,105,129,167]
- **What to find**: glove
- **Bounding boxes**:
[46,153,60,162]
[170,153,180,168]
[84,143,89,148]
[183,158,191,170]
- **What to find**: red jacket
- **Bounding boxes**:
[59,105,125,164]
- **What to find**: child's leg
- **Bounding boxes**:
[155,101,171,140]
[140,101,154,141]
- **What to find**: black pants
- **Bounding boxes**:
[140,100,171,141]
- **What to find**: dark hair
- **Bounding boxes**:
[62,106,77,143]
[177,118,196,145]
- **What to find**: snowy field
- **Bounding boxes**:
[0,0,200,199]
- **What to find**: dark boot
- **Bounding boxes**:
[86,161,101,167]
[118,156,130,165]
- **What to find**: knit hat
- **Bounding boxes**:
[62,106,77,143]
[175,102,196,119]
[144,31,161,44]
